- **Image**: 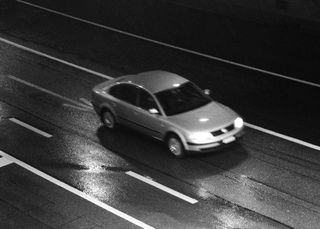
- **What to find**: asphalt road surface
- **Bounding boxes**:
[1,2,320,229]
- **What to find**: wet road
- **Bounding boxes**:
[1,2,320,229]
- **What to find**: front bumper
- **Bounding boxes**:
[185,129,244,153]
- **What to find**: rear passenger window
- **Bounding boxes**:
[109,84,138,105]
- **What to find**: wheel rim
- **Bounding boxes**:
[103,112,114,128]
[168,137,183,156]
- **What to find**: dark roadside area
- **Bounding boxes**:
[7,0,320,83]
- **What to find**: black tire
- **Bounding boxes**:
[167,134,185,158]
[101,109,116,129]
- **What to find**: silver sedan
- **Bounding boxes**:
[92,70,244,158]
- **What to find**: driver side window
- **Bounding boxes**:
[138,89,159,112]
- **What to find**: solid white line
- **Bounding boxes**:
[79,97,93,107]
[0,157,12,168]
[62,103,93,111]
[245,122,320,151]
[7,75,93,110]
[9,118,52,138]
[15,0,320,89]
[126,171,198,204]
[0,150,154,229]
[0,37,112,80]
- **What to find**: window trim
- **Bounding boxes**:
[137,87,163,115]
[108,82,167,116]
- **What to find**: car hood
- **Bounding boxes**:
[167,101,238,132]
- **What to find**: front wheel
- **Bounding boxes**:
[167,134,185,158]
[101,110,116,129]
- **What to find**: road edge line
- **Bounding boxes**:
[0,37,112,80]
[0,150,155,229]
[15,0,320,88]
[0,157,13,167]
[245,122,320,151]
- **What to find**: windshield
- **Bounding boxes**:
[155,82,211,116]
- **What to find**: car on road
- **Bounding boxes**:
[92,70,244,158]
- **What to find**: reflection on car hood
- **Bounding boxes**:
[167,101,238,132]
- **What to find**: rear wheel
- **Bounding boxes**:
[101,109,116,129]
[167,134,185,158]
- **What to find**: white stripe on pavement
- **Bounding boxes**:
[7,75,93,110]
[79,97,93,107]
[15,0,320,89]
[0,150,155,229]
[0,157,12,168]
[245,122,320,151]
[126,171,198,204]
[9,118,52,138]
[0,37,112,80]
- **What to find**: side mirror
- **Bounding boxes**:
[203,89,211,96]
[148,108,159,115]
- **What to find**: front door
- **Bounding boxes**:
[132,88,166,139]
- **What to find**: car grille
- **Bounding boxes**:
[211,123,234,137]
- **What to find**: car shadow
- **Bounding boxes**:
[96,125,249,180]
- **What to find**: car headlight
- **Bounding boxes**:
[234,117,244,128]
[189,132,214,144]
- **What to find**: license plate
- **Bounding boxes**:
[222,136,236,144]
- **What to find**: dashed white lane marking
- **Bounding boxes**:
[9,118,52,138]
[0,157,12,168]
[126,171,198,204]
[0,150,155,229]
[15,0,320,89]
[245,122,320,151]
[7,75,93,110]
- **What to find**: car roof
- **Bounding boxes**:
[118,70,189,93]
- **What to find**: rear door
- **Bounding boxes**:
[108,83,139,127]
